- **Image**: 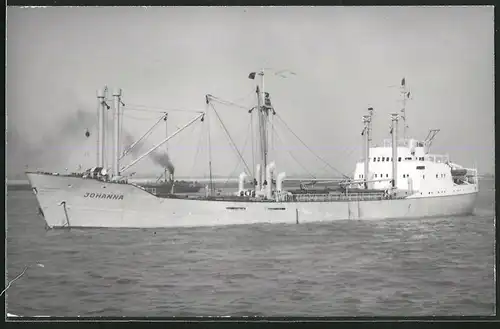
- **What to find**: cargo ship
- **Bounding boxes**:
[27,73,478,228]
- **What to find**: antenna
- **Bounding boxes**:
[424,129,440,153]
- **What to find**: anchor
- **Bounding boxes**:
[58,201,71,229]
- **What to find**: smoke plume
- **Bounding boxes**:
[7,107,97,177]
[123,131,175,175]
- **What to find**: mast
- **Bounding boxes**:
[362,107,373,189]
[400,77,411,140]
[96,89,106,168]
[206,95,214,196]
[112,88,122,177]
[391,113,399,190]
[103,86,109,171]
[257,70,268,189]
[164,113,168,182]
[362,114,370,189]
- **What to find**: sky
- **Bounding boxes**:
[6,6,494,179]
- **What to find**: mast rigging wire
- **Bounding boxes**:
[270,123,316,179]
[222,117,253,187]
[208,95,254,112]
[209,103,252,175]
[188,119,207,178]
[274,113,349,179]
[125,104,204,114]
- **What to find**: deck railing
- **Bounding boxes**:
[282,192,389,202]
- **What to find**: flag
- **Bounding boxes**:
[401,77,405,86]
[248,72,256,80]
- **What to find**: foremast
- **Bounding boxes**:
[248,70,276,198]
[257,70,269,190]
[362,107,373,189]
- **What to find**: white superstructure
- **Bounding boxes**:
[352,138,478,198]
[26,76,478,229]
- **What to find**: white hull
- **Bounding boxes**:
[27,173,478,229]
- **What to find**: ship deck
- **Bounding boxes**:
[155,192,401,203]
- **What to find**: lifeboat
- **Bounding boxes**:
[451,168,467,176]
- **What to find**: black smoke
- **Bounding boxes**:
[123,132,175,175]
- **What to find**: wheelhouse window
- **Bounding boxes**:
[398,157,402,162]
[382,157,385,162]
[386,157,389,161]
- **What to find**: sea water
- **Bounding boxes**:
[5,179,495,317]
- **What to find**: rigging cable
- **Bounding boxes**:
[122,112,165,121]
[209,103,252,175]
[223,117,253,187]
[274,113,349,179]
[121,113,166,159]
[188,119,207,178]
[270,121,316,179]
[208,95,253,112]
[124,104,204,114]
